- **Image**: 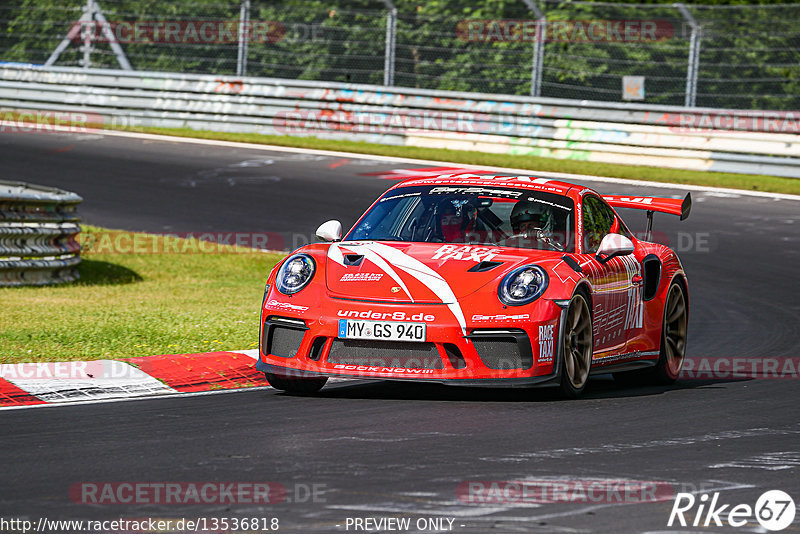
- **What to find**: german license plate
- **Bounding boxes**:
[338,319,426,342]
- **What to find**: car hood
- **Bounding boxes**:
[325,241,559,303]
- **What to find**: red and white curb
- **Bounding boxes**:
[0,349,269,408]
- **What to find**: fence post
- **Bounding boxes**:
[81,0,95,68]
[237,0,251,76]
[382,0,397,86]
[45,0,132,70]
[522,0,546,97]
[93,1,133,70]
[675,3,701,107]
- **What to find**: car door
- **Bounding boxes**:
[580,194,640,357]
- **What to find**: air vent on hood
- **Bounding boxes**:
[561,255,583,273]
[468,261,503,273]
[344,254,364,266]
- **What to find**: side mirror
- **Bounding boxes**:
[595,233,634,264]
[316,220,343,242]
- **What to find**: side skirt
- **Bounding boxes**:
[589,353,659,375]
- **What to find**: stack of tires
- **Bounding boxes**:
[0,180,82,286]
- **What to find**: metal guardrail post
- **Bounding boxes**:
[382,1,397,87]
[675,3,701,108]
[522,0,546,97]
[237,0,251,77]
[0,181,82,287]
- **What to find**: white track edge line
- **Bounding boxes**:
[98,129,800,202]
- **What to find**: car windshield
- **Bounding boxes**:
[345,185,575,252]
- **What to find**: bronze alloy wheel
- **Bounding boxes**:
[656,282,688,383]
[559,293,593,397]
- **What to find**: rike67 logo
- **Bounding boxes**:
[668,490,795,531]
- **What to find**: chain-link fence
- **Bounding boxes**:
[1,0,798,110]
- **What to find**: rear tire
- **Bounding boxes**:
[264,372,327,395]
[613,280,687,387]
[652,281,688,384]
[558,292,593,399]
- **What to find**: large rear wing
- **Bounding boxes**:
[602,193,691,241]
[602,193,692,221]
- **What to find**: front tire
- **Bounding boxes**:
[558,292,593,398]
[264,372,327,395]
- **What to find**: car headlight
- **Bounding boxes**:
[498,265,549,306]
[276,254,315,295]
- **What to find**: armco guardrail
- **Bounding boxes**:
[0,180,82,286]
[1,65,799,178]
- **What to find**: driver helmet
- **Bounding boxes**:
[438,199,477,242]
[510,200,555,237]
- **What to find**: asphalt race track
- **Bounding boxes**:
[1,131,799,533]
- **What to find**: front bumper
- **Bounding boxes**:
[257,296,567,387]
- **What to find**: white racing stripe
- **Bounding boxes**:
[330,243,414,301]
[365,242,468,335]
[328,241,468,335]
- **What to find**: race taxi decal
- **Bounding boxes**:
[538,323,556,363]
[432,245,501,262]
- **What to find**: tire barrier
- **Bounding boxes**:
[0,180,82,286]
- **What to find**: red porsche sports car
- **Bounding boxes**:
[256,173,690,397]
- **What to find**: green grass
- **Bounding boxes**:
[125,126,800,196]
[0,226,283,363]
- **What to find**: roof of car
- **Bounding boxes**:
[389,173,578,196]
